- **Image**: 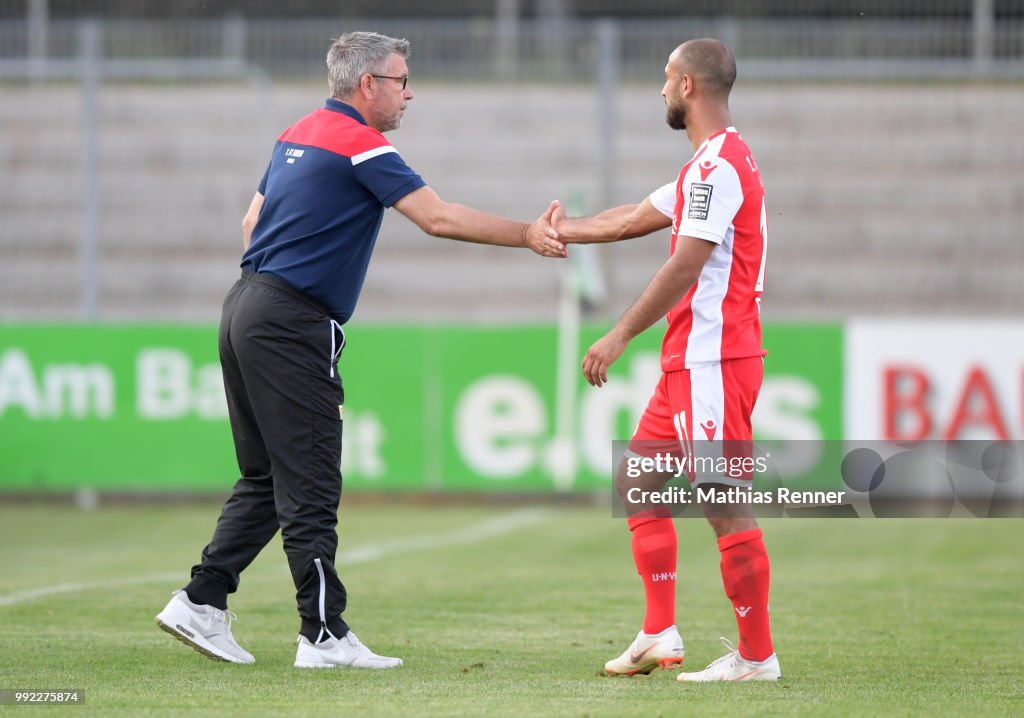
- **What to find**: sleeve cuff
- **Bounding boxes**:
[382,177,427,208]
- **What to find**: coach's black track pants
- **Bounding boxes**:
[185,270,349,642]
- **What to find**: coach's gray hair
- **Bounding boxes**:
[327,31,410,99]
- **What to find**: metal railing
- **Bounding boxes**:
[1,14,1022,83]
[1,13,1022,320]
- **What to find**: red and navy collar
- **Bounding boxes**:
[324,98,368,125]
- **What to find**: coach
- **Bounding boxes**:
[156,31,565,670]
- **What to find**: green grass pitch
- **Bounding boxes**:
[0,502,1021,717]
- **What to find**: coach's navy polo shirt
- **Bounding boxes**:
[242,98,426,323]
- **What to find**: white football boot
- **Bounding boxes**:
[294,632,403,669]
[604,625,685,676]
[155,590,255,664]
[677,637,780,682]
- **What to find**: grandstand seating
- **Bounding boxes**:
[1,81,1020,322]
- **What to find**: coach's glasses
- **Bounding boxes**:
[372,74,409,90]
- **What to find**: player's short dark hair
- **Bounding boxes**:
[677,38,737,98]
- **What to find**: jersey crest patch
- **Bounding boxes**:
[687,183,713,221]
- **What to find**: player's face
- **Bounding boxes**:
[662,57,688,131]
[370,54,413,133]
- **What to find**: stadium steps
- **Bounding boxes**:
[2,82,1022,321]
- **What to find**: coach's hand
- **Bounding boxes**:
[550,200,565,230]
[582,326,630,387]
[525,200,567,258]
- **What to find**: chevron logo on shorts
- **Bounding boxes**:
[700,420,717,441]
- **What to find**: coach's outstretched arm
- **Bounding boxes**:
[551,197,672,244]
[395,187,567,258]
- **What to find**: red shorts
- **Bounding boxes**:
[628,356,764,486]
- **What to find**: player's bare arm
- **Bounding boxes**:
[394,186,566,257]
[582,234,715,387]
[552,197,672,244]
[241,191,264,250]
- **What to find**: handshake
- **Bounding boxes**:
[525,200,569,258]
[520,198,632,389]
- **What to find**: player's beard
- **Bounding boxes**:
[665,99,686,131]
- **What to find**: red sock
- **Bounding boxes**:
[718,528,774,662]
[628,516,677,634]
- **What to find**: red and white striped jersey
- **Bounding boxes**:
[649,126,767,371]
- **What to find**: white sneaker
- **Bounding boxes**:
[604,625,685,676]
[294,632,403,669]
[155,590,255,665]
[677,637,780,682]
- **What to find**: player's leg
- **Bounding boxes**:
[676,358,779,682]
[604,374,685,676]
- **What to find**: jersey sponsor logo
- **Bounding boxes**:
[698,160,718,181]
[700,419,717,441]
[284,147,305,165]
[687,183,713,221]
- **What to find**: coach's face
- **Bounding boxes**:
[369,53,413,133]
[662,49,688,131]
